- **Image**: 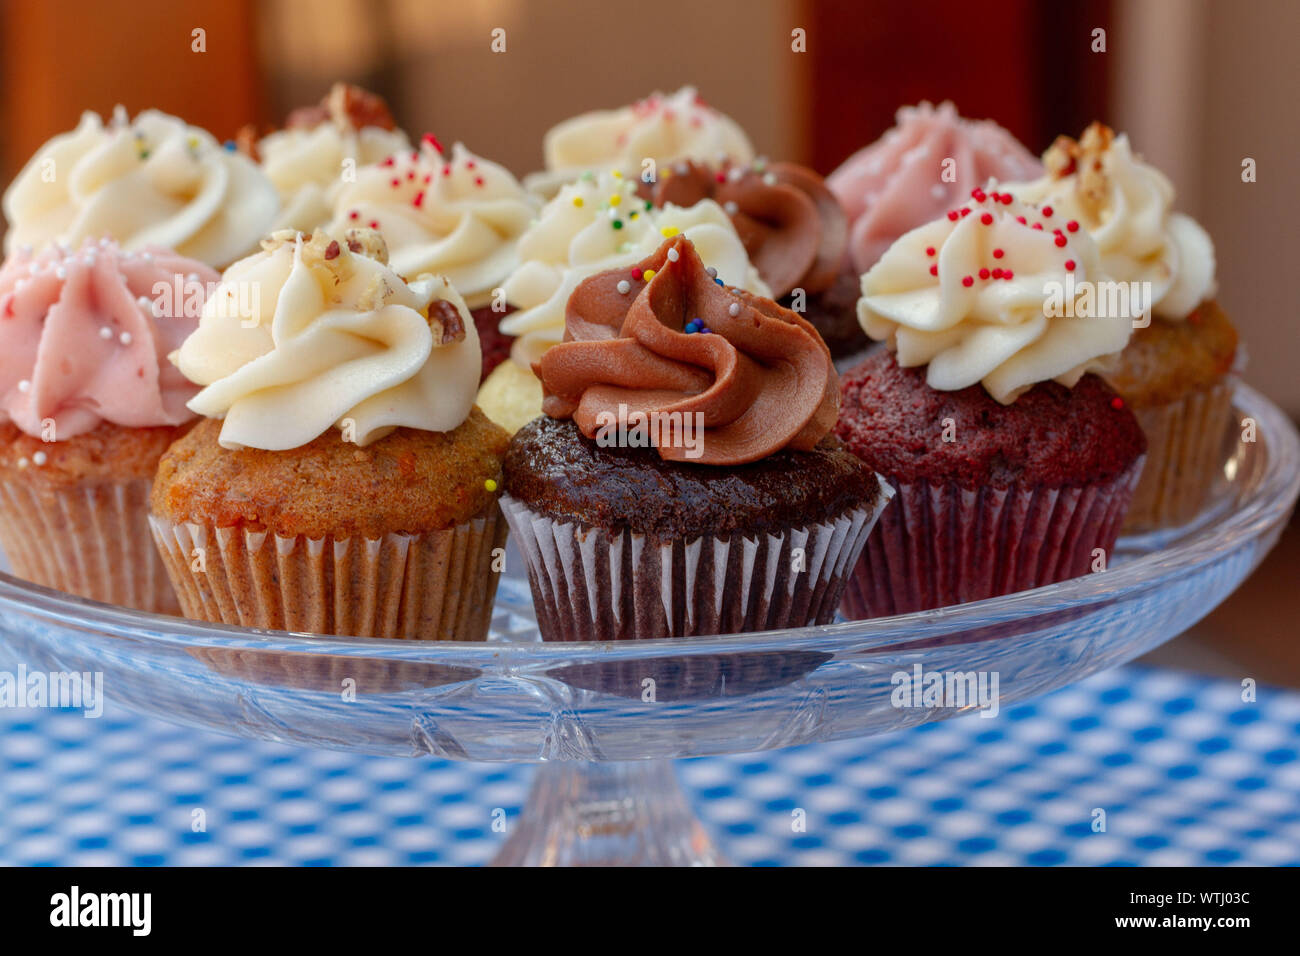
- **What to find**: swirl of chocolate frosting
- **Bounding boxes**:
[645,160,848,299]
[537,236,839,466]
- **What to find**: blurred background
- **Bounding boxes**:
[1,0,1296,680]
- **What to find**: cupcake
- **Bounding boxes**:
[481,169,769,432]
[503,236,891,641]
[828,102,1042,275]
[837,185,1146,617]
[525,87,754,199]
[149,229,510,639]
[327,136,536,384]
[1007,124,1234,530]
[0,240,218,611]
[643,158,863,359]
[254,82,410,233]
[3,107,278,269]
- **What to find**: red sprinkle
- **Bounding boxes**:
[1042,205,1054,217]
[381,157,395,167]
[442,165,452,176]
[1111,397,1125,410]
[1054,235,1067,247]
[1066,220,1079,232]
[368,220,379,229]
[980,213,993,225]
[947,211,960,221]
[979,268,990,280]
[961,275,974,287]
[1032,223,1043,230]
[925,246,936,257]
[972,188,987,202]
[390,178,400,187]
[960,208,972,217]
[348,210,359,220]
[413,191,425,208]
[1065,259,1076,270]
[474,176,484,186]
[422,133,444,154]
[406,170,415,180]
[465,160,476,169]
[929,264,938,276]
[1002,269,1014,280]
[991,268,1004,279]
[992,248,1004,259]
[1016,216,1027,225]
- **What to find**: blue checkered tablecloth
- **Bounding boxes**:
[1,665,1297,866]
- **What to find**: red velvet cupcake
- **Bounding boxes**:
[837,185,1146,617]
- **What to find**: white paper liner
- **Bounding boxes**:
[1124,377,1237,531]
[149,504,506,640]
[501,481,891,641]
[0,476,176,614]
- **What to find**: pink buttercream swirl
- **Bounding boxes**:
[0,239,218,439]
[828,102,1042,274]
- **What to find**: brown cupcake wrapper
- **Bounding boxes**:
[501,487,891,641]
[0,476,177,614]
[841,458,1144,619]
[149,504,507,640]
[1123,377,1236,531]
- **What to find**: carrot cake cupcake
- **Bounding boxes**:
[150,228,509,639]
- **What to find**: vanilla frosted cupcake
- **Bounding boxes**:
[526,87,754,198]
[480,169,769,431]
[259,83,410,233]
[3,107,277,269]
[0,239,218,612]
[150,229,509,639]
[1008,124,1234,530]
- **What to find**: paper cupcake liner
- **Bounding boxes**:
[149,504,507,640]
[501,487,891,641]
[841,458,1144,619]
[1123,377,1237,531]
[0,476,177,614]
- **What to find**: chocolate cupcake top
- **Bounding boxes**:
[537,235,838,466]
[258,83,411,233]
[1007,123,1216,321]
[858,184,1132,403]
[0,239,218,440]
[646,159,849,299]
[3,107,278,269]
[172,228,480,451]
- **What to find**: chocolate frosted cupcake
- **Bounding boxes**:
[0,239,218,612]
[1008,124,1234,530]
[150,229,509,639]
[503,236,890,641]
[645,158,865,359]
[838,186,1145,617]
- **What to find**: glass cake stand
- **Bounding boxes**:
[0,384,1296,866]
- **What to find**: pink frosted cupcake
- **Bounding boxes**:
[828,102,1042,275]
[0,240,217,611]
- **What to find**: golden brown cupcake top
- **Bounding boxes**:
[1104,300,1238,406]
[150,409,508,538]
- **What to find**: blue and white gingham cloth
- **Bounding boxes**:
[1,665,1297,866]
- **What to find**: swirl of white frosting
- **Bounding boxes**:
[500,170,770,366]
[528,87,754,196]
[173,230,479,450]
[859,185,1133,403]
[262,123,409,233]
[1007,130,1215,320]
[3,108,278,268]
[328,141,536,309]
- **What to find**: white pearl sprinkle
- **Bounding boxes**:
[616,280,631,294]
[16,458,28,469]
[32,451,47,466]
[14,279,27,293]
[762,172,777,186]
[137,296,151,308]
[727,167,744,182]
[98,237,111,248]
[17,379,30,393]
[723,201,738,215]
[706,267,718,278]
[186,272,200,282]
[99,326,113,340]
[140,253,153,263]
[18,244,33,257]
[666,247,679,262]
[728,302,741,316]
[54,267,67,280]
[119,332,132,346]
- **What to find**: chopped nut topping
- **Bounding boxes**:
[233,123,262,162]
[428,299,467,344]
[1042,122,1115,221]
[286,82,397,132]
